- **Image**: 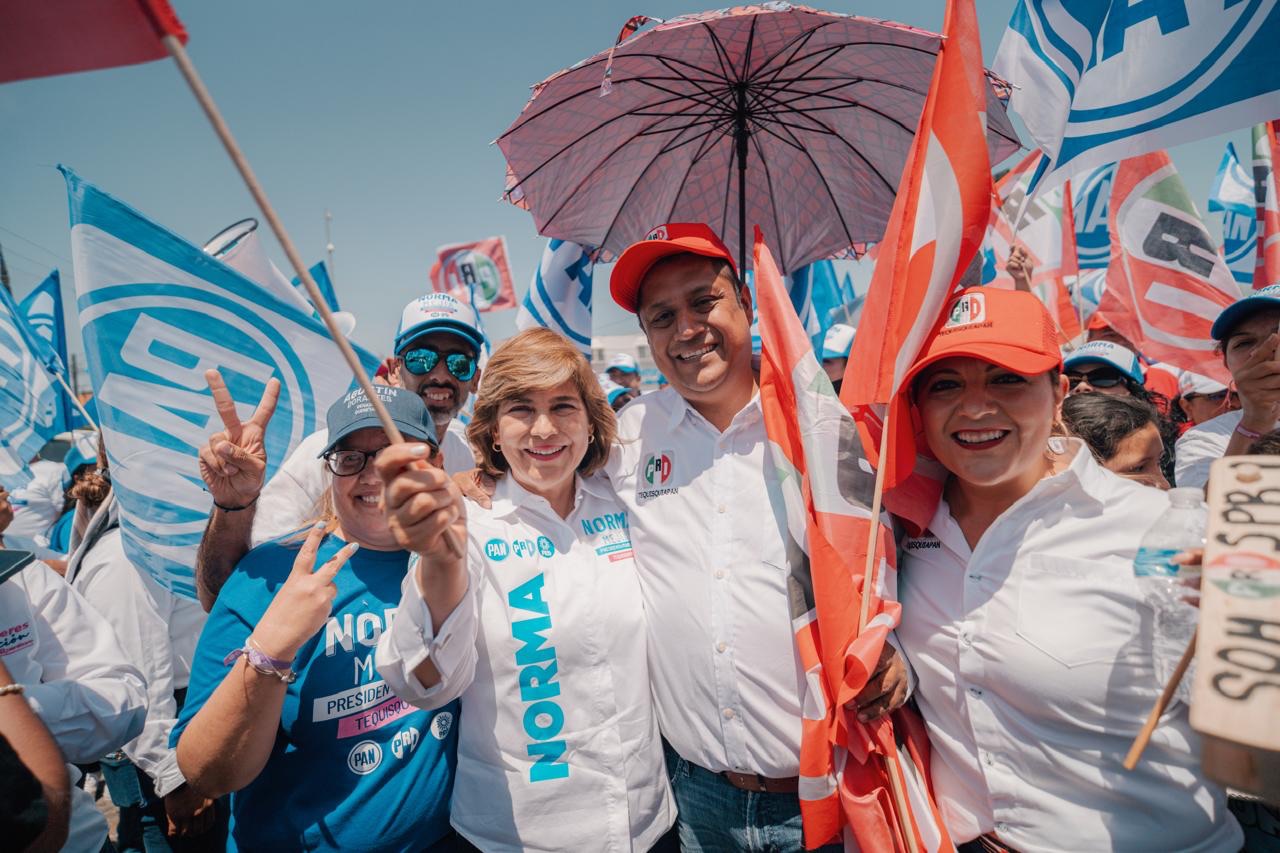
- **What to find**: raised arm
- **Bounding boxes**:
[194,370,279,611]
[177,525,356,797]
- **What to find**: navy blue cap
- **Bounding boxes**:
[1210,284,1280,341]
[319,385,437,456]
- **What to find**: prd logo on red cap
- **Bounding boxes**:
[946,292,986,328]
[646,225,669,241]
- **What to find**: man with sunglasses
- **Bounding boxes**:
[1176,371,1238,428]
[193,293,484,611]
[1063,340,1148,398]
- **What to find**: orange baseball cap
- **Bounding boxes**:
[610,223,737,313]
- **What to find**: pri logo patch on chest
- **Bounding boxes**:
[637,449,678,501]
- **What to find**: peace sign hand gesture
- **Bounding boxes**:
[197,369,281,510]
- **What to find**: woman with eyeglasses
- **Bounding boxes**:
[375,328,676,852]
[174,386,465,852]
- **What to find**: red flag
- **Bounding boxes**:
[1097,151,1238,384]
[755,228,952,852]
[0,0,186,85]
[429,237,518,313]
[1254,120,1280,289]
[841,0,994,490]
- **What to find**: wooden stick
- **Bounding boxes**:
[54,372,98,432]
[1124,629,1197,770]
[857,413,919,853]
[161,35,462,559]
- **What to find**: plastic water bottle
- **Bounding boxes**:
[1133,487,1206,697]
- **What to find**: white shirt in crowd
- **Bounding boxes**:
[605,387,843,778]
[5,459,66,558]
[252,420,474,545]
[1174,408,1249,489]
[0,559,147,852]
[67,497,207,799]
[896,439,1241,853]
[378,473,675,852]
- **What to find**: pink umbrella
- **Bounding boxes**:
[498,4,1022,274]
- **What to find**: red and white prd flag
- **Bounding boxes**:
[0,0,186,84]
[755,229,951,853]
[1097,151,1240,384]
[1253,121,1280,289]
[841,0,994,490]
[429,236,518,312]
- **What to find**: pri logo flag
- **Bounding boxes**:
[1252,121,1280,288]
[843,0,995,490]
[430,237,517,312]
[515,238,594,356]
[1208,142,1258,287]
[63,167,380,599]
[1096,152,1241,383]
[754,229,949,852]
[0,282,61,491]
[994,1,1280,185]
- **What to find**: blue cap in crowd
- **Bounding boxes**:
[1210,283,1280,341]
[319,385,437,456]
[820,323,856,361]
[394,293,485,356]
[1063,340,1144,385]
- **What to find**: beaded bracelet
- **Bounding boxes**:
[0,683,25,697]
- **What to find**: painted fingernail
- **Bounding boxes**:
[346,543,360,554]
[409,444,430,456]
[313,521,326,531]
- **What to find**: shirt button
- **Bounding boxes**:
[717,504,727,514]
[984,752,996,767]
[723,708,735,720]
[996,822,1009,835]
[967,573,981,582]
[961,631,973,647]
[715,569,726,579]
[968,686,984,698]
[716,641,727,653]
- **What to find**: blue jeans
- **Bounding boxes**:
[664,744,842,853]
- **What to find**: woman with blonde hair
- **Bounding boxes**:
[173,385,463,851]
[377,327,676,852]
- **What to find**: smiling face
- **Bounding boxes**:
[493,379,591,510]
[330,427,401,550]
[1104,422,1169,490]
[636,254,755,424]
[914,357,1065,492]
[395,330,481,433]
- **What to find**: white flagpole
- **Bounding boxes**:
[160,35,462,558]
[54,372,98,432]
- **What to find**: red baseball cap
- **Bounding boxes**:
[610,223,737,313]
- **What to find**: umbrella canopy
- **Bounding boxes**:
[498,3,1022,274]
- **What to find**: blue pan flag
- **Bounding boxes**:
[18,270,76,432]
[516,238,594,356]
[1208,142,1258,286]
[0,282,61,490]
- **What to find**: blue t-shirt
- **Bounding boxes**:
[172,535,457,852]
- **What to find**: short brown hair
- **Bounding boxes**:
[468,327,616,478]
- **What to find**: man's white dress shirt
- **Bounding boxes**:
[378,473,674,852]
[253,421,474,544]
[1,559,147,852]
[897,440,1241,852]
[604,387,808,777]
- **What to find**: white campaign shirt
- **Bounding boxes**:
[378,473,675,852]
[253,421,475,544]
[4,459,66,558]
[1,559,148,852]
[71,504,207,798]
[1174,408,1251,489]
[896,440,1241,853]
[604,387,807,777]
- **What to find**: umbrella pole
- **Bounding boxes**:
[735,86,749,276]
[161,34,463,559]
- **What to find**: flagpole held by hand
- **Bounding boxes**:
[159,34,463,559]
[1123,629,1197,770]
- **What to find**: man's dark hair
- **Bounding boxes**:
[1062,392,1161,463]
[1248,429,1280,456]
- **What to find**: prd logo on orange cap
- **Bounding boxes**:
[611,222,737,313]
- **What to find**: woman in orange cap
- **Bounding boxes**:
[890,287,1239,853]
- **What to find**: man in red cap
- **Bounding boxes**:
[604,223,909,851]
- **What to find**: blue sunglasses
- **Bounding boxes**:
[402,347,478,381]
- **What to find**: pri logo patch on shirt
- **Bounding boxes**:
[637,450,679,501]
[945,292,986,329]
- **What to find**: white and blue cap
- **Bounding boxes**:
[1063,340,1144,384]
[318,385,437,456]
[1210,283,1280,341]
[821,323,856,361]
[606,352,639,374]
[598,374,631,406]
[63,434,99,480]
[394,293,485,356]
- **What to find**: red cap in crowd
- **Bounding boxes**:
[610,223,737,313]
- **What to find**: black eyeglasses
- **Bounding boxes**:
[402,347,477,381]
[322,441,436,477]
[1067,367,1125,389]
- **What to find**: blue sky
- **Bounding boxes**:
[0,1,1250,366]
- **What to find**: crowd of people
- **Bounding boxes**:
[1,221,1276,852]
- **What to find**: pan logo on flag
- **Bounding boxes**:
[946,293,986,329]
[645,226,669,241]
[642,451,673,486]
[440,248,504,309]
